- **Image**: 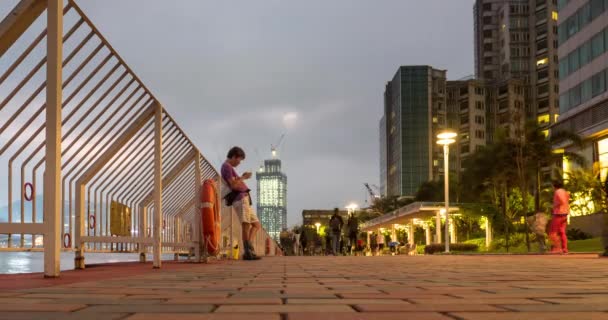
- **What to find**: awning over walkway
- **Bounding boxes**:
[360,202,459,232]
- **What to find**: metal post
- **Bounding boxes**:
[435,211,441,244]
[152,103,162,268]
[74,182,85,269]
[485,217,492,248]
[444,144,450,253]
[44,0,63,278]
[139,205,147,262]
[194,153,202,262]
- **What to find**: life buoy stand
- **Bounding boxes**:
[63,233,71,248]
[23,183,34,201]
[201,179,220,255]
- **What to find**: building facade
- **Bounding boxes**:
[379,115,387,196]
[474,0,560,131]
[447,78,526,172]
[382,66,447,197]
[256,158,287,241]
[553,0,608,182]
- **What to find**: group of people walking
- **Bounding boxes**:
[220,145,573,259]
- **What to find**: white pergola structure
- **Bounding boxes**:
[360,202,492,248]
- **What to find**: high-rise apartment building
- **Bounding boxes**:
[256,153,287,241]
[447,78,526,172]
[474,0,560,130]
[382,66,447,197]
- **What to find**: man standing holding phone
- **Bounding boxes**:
[221,146,261,260]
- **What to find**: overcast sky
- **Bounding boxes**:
[1,0,475,227]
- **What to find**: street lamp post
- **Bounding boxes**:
[437,131,456,253]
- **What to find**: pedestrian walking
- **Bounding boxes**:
[549,180,570,254]
[377,232,385,256]
[347,213,359,255]
[527,212,549,253]
[329,208,344,255]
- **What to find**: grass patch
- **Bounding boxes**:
[569,238,603,252]
[458,237,604,253]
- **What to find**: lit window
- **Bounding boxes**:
[433,160,439,167]
[537,114,550,125]
[552,11,558,21]
[537,58,549,67]
[598,138,608,180]
[554,114,559,123]
[432,116,438,124]
[541,129,549,138]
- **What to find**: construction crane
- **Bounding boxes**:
[364,183,381,205]
[271,133,285,158]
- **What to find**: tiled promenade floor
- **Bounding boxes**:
[1,254,608,319]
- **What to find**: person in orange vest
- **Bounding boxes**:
[222,146,261,260]
[548,180,570,254]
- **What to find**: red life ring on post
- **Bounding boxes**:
[23,183,34,201]
[201,179,220,255]
[265,238,271,255]
[63,233,71,248]
[89,215,96,229]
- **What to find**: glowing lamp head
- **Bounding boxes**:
[437,131,457,140]
[437,139,455,145]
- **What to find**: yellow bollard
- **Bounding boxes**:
[232,244,239,260]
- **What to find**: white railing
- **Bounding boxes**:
[0,0,279,277]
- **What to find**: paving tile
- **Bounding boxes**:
[0,298,56,304]
[0,304,86,312]
[355,304,505,312]
[126,314,280,320]
[20,293,127,299]
[451,312,608,320]
[76,304,215,313]
[165,298,282,305]
[215,305,355,313]
[0,313,127,320]
[499,304,608,312]
[287,313,452,320]
[287,298,410,305]
[410,298,545,305]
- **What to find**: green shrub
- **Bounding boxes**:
[424,243,479,254]
[566,228,593,241]
[416,245,426,255]
[490,233,526,251]
[464,238,487,249]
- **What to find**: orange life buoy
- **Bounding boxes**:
[201,179,220,255]
[265,237,271,255]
